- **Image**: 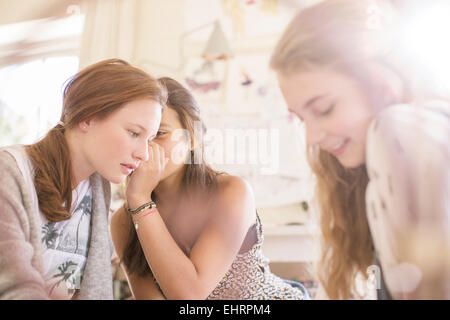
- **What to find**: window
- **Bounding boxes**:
[0,13,84,146]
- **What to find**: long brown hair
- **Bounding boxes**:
[122,77,222,277]
[269,0,399,299]
[26,59,167,222]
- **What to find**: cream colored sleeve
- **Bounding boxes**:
[0,150,50,300]
[365,103,450,299]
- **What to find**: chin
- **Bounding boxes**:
[112,175,127,184]
[100,172,127,184]
[337,156,365,169]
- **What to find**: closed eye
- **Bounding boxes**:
[320,104,335,116]
[128,130,139,137]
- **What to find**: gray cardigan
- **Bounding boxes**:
[0,145,113,299]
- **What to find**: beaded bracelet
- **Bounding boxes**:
[127,201,156,215]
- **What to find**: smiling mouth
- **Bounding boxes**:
[329,138,350,157]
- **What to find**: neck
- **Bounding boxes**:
[153,167,186,206]
[65,129,95,189]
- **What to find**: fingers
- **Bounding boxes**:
[159,145,166,168]
[149,142,155,163]
[148,142,167,170]
[154,144,161,168]
[148,143,154,162]
[149,142,159,163]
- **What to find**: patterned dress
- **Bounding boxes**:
[150,213,308,299]
[206,213,307,300]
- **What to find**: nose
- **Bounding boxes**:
[305,121,326,147]
[133,140,149,162]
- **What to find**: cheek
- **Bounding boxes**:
[339,121,371,167]
[331,105,371,140]
[347,114,374,148]
[154,139,171,157]
[94,128,131,163]
[320,111,352,138]
[157,135,190,161]
[115,134,134,153]
[169,142,190,164]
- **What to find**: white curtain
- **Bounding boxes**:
[78,0,139,69]
[78,0,185,79]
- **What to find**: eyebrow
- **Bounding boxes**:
[159,123,171,129]
[128,123,148,133]
[288,94,329,121]
[302,94,328,110]
[127,122,158,139]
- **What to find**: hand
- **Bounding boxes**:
[126,142,168,210]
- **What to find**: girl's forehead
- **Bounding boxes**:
[161,107,183,128]
[280,68,360,101]
[279,71,332,105]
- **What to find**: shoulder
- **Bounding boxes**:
[0,146,36,237]
[209,174,256,226]
[0,145,35,182]
[0,147,24,206]
[215,174,254,204]
[367,103,449,171]
[365,103,449,228]
[368,102,449,144]
[0,148,16,168]
[0,145,29,186]
[0,145,23,166]
[216,174,252,192]
[365,103,449,231]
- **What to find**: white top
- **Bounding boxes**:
[39,179,92,299]
[365,102,450,299]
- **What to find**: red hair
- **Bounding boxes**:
[26,59,167,222]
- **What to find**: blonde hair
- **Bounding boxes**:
[270,0,395,74]
[270,0,397,299]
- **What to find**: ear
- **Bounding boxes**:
[366,61,405,107]
[78,118,93,133]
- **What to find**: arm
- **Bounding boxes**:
[110,206,165,300]
[0,151,50,299]
[130,176,255,300]
[366,104,450,299]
